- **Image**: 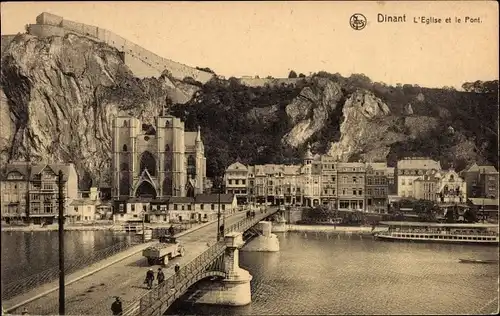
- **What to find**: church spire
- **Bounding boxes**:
[195,125,201,142]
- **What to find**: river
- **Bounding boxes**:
[1,230,498,314]
[1,230,139,299]
[168,231,499,315]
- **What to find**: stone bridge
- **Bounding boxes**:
[124,208,280,316]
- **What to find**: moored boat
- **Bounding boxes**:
[459,258,499,264]
[374,221,499,245]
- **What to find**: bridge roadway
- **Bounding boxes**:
[6,209,276,315]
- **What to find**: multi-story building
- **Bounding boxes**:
[462,164,499,199]
[302,146,322,207]
[413,171,440,201]
[397,158,441,198]
[112,109,206,201]
[224,151,394,211]
[224,162,248,204]
[337,162,366,211]
[112,194,237,223]
[436,169,467,204]
[320,155,338,208]
[365,163,388,213]
[0,162,78,224]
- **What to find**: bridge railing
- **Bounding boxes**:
[135,242,226,316]
[224,208,277,235]
[128,207,277,316]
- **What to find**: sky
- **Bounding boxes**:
[1,1,498,89]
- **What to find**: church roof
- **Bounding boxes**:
[185,132,198,146]
[3,162,73,181]
[466,163,498,174]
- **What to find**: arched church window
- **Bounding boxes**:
[163,174,173,196]
[187,155,196,177]
[165,144,170,152]
[120,163,129,171]
[139,151,156,176]
[164,155,172,172]
[123,120,128,127]
[123,144,128,152]
[165,120,170,127]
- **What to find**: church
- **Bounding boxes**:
[111,110,206,200]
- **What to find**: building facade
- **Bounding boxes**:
[436,169,467,204]
[412,172,440,201]
[462,164,499,199]
[112,194,237,223]
[0,162,78,224]
[365,163,389,213]
[397,158,442,198]
[112,110,206,200]
[337,162,366,211]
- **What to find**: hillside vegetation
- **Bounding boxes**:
[172,74,498,178]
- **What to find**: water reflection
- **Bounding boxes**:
[168,232,499,315]
[1,231,136,287]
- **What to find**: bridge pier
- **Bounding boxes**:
[242,221,280,252]
[196,232,253,306]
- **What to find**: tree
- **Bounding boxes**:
[413,199,437,222]
[288,70,298,78]
[445,205,459,223]
[463,208,477,223]
[298,73,306,78]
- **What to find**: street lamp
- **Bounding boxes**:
[57,170,66,315]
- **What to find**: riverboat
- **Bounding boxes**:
[459,258,499,264]
[374,221,499,245]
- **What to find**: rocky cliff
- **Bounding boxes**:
[1,33,198,187]
[1,32,498,186]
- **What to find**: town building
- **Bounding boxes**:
[396,157,441,198]
[302,145,322,207]
[112,194,237,223]
[67,187,101,223]
[337,162,366,211]
[412,171,440,201]
[365,163,389,213]
[461,164,499,199]
[112,109,206,201]
[0,162,78,224]
[436,169,467,204]
[224,162,249,204]
[320,155,338,208]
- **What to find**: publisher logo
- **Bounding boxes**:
[350,13,367,30]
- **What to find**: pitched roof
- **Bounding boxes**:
[397,159,441,170]
[170,196,195,204]
[184,132,197,146]
[70,199,100,206]
[195,194,235,204]
[3,162,73,181]
[468,198,499,207]
[227,162,248,171]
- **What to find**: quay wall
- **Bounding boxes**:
[28,13,215,82]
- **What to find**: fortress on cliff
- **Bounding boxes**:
[23,12,215,82]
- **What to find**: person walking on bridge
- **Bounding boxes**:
[111,297,123,316]
[145,268,155,289]
[157,267,165,286]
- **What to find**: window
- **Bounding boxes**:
[211,204,215,210]
[242,179,246,185]
[174,204,178,210]
[353,177,357,183]
[200,204,204,210]
[123,144,128,152]
[250,180,254,186]
[367,178,373,185]
[401,179,406,185]
[142,205,147,212]
[131,205,135,212]
[187,205,191,210]
[358,189,362,195]
[353,189,357,195]
[74,207,78,212]
[222,205,226,210]
[228,179,233,185]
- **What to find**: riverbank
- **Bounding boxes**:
[0,222,198,232]
[285,224,388,235]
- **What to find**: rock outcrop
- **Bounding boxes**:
[0,33,197,187]
[327,89,400,162]
[282,78,343,147]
